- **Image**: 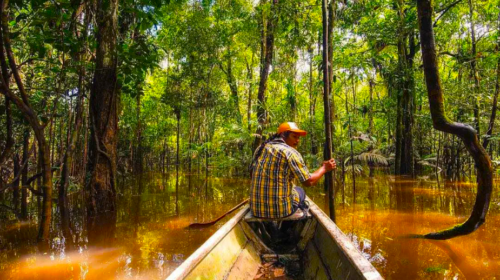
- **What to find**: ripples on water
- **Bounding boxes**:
[0,173,499,279]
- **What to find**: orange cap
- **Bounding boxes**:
[277,122,307,136]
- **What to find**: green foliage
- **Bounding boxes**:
[4,0,500,182]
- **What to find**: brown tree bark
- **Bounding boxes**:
[394,0,416,177]
[328,0,335,131]
[415,0,493,239]
[86,0,118,219]
[0,0,11,166]
[253,0,279,151]
[0,0,52,244]
[322,0,335,221]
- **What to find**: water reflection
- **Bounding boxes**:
[0,174,499,279]
[307,176,500,279]
[0,173,249,279]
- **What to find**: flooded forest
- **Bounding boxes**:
[0,0,499,279]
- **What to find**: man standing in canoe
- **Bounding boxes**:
[250,122,336,219]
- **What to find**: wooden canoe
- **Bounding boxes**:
[167,198,383,280]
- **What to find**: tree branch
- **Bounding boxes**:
[434,0,463,27]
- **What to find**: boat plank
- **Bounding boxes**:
[303,241,331,280]
[167,206,250,280]
[225,240,261,280]
[307,199,383,280]
[240,221,273,254]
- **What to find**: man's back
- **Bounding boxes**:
[250,139,310,218]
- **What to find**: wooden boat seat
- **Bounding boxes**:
[244,208,312,222]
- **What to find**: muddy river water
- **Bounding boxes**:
[0,173,499,279]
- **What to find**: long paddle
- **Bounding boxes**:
[187,198,249,229]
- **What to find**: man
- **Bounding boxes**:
[250,122,336,218]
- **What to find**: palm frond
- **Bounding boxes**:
[345,163,364,175]
[354,149,389,166]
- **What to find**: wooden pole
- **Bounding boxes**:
[322,0,335,222]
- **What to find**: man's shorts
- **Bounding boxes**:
[292,186,306,213]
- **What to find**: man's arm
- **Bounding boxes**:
[302,159,336,187]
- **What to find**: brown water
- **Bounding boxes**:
[0,173,499,279]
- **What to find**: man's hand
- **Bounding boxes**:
[323,159,336,172]
[303,158,337,187]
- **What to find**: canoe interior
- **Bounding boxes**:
[167,198,383,280]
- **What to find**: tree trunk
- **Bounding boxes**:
[13,154,20,211]
[246,55,254,132]
[176,112,180,187]
[134,91,143,174]
[0,13,12,166]
[59,58,86,240]
[350,74,356,198]
[0,0,52,244]
[309,47,318,156]
[328,0,335,131]
[86,0,118,219]
[0,97,13,165]
[222,43,242,124]
[253,0,279,151]
[21,130,29,220]
[415,0,493,239]
[322,0,335,221]
[395,91,402,175]
[394,0,416,177]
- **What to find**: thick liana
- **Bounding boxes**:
[416,0,493,239]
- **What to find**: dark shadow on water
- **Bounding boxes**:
[87,211,117,246]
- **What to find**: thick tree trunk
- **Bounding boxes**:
[404,33,416,176]
[253,0,278,151]
[416,0,493,239]
[0,0,52,244]
[86,0,118,219]
[394,0,416,177]
[0,0,11,166]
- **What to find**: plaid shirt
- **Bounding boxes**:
[250,139,311,218]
